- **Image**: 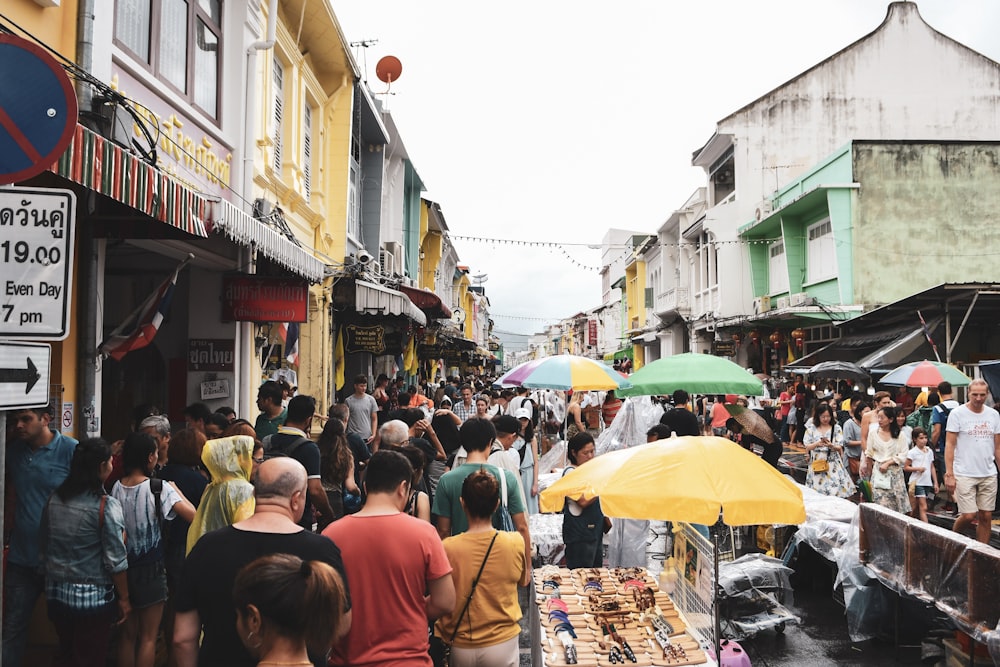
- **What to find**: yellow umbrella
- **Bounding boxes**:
[540,435,805,526]
[540,435,805,662]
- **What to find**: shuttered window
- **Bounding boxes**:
[272,58,284,173]
[807,219,836,283]
[302,103,312,201]
[769,240,788,294]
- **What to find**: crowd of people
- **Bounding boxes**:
[5,365,999,665]
[646,375,1000,544]
[3,371,573,667]
[763,376,1000,543]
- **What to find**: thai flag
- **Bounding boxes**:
[280,322,300,367]
[99,254,192,361]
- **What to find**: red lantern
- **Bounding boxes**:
[791,327,806,350]
[769,330,784,349]
[732,332,743,345]
[748,329,761,343]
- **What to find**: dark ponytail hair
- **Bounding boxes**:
[122,431,157,475]
[882,406,901,439]
[56,438,111,501]
[233,553,347,656]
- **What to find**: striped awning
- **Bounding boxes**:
[212,200,327,283]
[355,280,426,326]
[54,124,209,238]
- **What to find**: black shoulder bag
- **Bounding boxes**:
[429,531,499,667]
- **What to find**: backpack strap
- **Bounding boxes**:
[150,477,164,531]
[273,435,310,457]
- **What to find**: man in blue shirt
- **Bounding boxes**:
[3,405,77,666]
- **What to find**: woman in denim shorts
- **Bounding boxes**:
[112,432,196,666]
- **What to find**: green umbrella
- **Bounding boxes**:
[617,353,764,397]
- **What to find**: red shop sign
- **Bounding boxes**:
[222,275,309,323]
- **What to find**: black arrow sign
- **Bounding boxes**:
[0,356,40,393]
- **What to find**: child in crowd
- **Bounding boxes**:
[904,427,938,522]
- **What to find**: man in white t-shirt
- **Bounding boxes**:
[944,378,1000,543]
[488,415,527,506]
[506,387,530,416]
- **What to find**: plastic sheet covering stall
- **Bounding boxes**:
[594,396,664,456]
[597,397,665,567]
[840,502,1000,651]
[717,554,800,640]
[784,483,858,564]
[529,512,566,566]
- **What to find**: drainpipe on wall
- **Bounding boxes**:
[238,0,278,417]
[76,0,100,437]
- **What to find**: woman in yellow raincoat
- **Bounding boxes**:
[186,435,256,553]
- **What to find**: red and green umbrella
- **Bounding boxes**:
[878,360,972,388]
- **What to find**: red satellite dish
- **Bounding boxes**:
[375,56,402,84]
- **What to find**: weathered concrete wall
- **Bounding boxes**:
[722,3,1000,224]
[853,141,1000,305]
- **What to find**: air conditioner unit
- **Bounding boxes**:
[775,296,791,310]
[789,292,813,307]
[752,296,771,314]
[378,249,394,277]
[385,241,405,276]
[754,199,773,222]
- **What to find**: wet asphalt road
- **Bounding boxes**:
[740,546,932,667]
[740,586,923,666]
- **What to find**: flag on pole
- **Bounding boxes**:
[334,326,346,390]
[403,335,418,374]
[279,322,300,367]
[916,310,942,362]
[99,254,193,361]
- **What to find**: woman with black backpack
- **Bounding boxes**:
[111,432,196,667]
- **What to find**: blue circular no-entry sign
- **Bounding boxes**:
[0,34,79,185]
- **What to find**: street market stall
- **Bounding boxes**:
[533,564,713,666]
[540,436,807,662]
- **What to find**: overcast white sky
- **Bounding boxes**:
[333,1,1000,336]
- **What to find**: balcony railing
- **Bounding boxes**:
[656,286,690,314]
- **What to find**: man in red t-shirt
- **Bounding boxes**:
[778,381,795,445]
[324,451,455,666]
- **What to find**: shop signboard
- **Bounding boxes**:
[588,319,598,346]
[222,275,308,323]
[345,324,385,354]
[110,66,233,197]
[188,338,235,371]
[712,340,736,357]
[419,344,444,359]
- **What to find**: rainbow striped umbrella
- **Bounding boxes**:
[494,355,632,391]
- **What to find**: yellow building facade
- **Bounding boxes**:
[250,1,355,412]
